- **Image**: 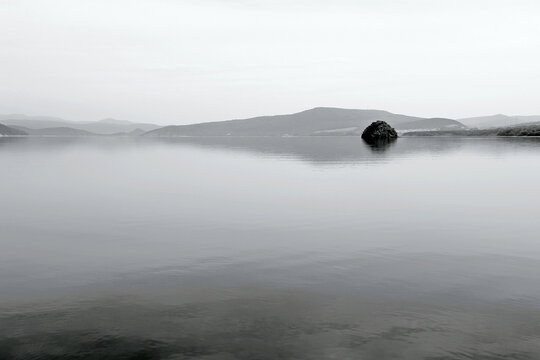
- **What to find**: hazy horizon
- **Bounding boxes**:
[2,0,540,124]
[2,106,540,128]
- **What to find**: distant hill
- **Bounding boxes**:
[497,124,540,136]
[110,128,147,136]
[1,115,160,134]
[0,123,27,136]
[459,114,540,129]
[11,126,97,136]
[6,110,539,137]
[395,118,467,131]
[145,108,470,137]
[0,114,69,123]
[144,107,429,137]
[0,116,69,129]
[513,116,540,124]
[402,129,499,137]
[403,124,540,137]
[81,119,160,134]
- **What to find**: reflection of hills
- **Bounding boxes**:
[3,136,540,165]
[150,136,472,164]
[149,136,540,165]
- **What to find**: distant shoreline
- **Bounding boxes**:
[3,134,540,139]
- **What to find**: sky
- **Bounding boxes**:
[1,0,539,125]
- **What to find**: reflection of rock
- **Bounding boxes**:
[365,138,396,152]
[361,121,398,144]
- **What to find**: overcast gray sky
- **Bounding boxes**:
[1,0,539,124]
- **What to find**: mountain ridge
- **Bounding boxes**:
[5,108,540,137]
[459,114,540,128]
[144,107,433,137]
[10,125,97,137]
[1,115,160,134]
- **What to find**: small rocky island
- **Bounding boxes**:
[361,120,398,144]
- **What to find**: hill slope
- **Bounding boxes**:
[1,115,160,134]
[11,126,97,136]
[395,118,467,131]
[459,114,540,128]
[0,123,27,136]
[403,124,540,137]
[145,107,427,137]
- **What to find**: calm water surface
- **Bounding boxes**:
[1,136,540,359]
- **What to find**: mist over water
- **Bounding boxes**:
[2,136,540,359]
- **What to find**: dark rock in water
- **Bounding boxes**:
[361,121,398,143]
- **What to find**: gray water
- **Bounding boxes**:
[1,136,540,359]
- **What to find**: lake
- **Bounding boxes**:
[1,136,540,359]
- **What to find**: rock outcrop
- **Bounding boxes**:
[361,121,398,143]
